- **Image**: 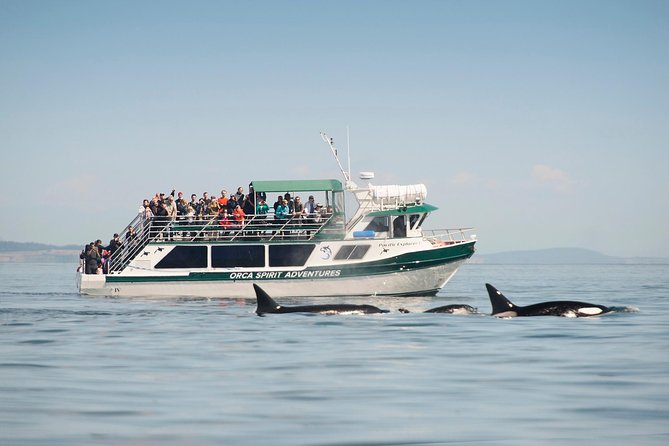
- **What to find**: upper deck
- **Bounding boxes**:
[102,177,474,274]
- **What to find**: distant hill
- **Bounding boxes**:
[0,241,81,263]
[472,247,668,265]
[0,241,81,252]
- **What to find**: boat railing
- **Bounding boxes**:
[106,211,343,273]
[423,228,477,246]
[107,214,153,274]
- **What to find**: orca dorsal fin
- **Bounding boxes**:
[254,283,281,315]
[485,283,518,315]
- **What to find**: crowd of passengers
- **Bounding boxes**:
[79,187,334,275]
[139,186,332,229]
[79,234,122,275]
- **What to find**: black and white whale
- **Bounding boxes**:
[398,304,478,314]
[486,283,611,317]
[254,284,389,316]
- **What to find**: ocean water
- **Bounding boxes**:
[1,262,668,446]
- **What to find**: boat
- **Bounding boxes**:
[77,133,476,298]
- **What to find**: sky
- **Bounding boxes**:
[1,0,667,257]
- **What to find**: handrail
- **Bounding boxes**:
[423,228,476,245]
[104,214,471,274]
[106,211,341,273]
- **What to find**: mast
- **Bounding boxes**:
[320,131,356,189]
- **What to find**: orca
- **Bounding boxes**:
[425,304,478,314]
[486,283,611,318]
[253,284,389,316]
[398,304,478,314]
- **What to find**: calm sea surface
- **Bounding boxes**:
[1,262,668,446]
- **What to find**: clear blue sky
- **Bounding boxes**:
[1,0,667,257]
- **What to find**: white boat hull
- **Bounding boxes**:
[78,257,469,299]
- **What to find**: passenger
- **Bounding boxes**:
[176,193,188,217]
[184,204,196,238]
[78,244,88,272]
[305,195,317,218]
[164,196,177,239]
[218,190,228,208]
[126,226,136,244]
[139,199,150,218]
[218,208,232,237]
[314,203,324,223]
[256,198,269,217]
[242,194,255,216]
[140,198,154,236]
[275,199,290,221]
[175,191,185,211]
[319,205,333,223]
[165,196,177,219]
[283,193,294,213]
[107,233,122,256]
[234,186,245,202]
[85,242,100,275]
[155,198,168,219]
[256,199,269,232]
[96,262,104,275]
[293,196,305,220]
[226,195,238,214]
[202,192,211,206]
[149,195,161,216]
[189,194,200,217]
[207,195,220,216]
[232,204,246,228]
[186,204,196,223]
[95,239,105,255]
[273,195,284,213]
[196,198,206,218]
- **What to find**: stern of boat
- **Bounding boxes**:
[77,271,107,295]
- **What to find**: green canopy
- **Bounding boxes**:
[250,179,343,193]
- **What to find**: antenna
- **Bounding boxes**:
[321,131,350,183]
[346,126,351,182]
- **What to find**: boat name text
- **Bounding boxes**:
[230,270,342,280]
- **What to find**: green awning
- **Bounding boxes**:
[250,179,343,193]
[368,203,438,216]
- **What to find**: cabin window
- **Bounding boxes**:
[155,246,208,269]
[417,213,427,228]
[364,216,390,233]
[410,214,427,230]
[392,216,407,238]
[212,245,265,268]
[334,244,370,260]
[269,244,315,267]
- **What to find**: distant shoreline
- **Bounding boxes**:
[0,249,80,263]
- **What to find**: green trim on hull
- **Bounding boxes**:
[105,241,475,284]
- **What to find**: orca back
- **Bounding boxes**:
[486,283,518,316]
[253,283,388,315]
[254,284,283,315]
[486,283,611,317]
[518,301,610,317]
[424,304,478,314]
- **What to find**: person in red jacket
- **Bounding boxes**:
[232,205,246,229]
